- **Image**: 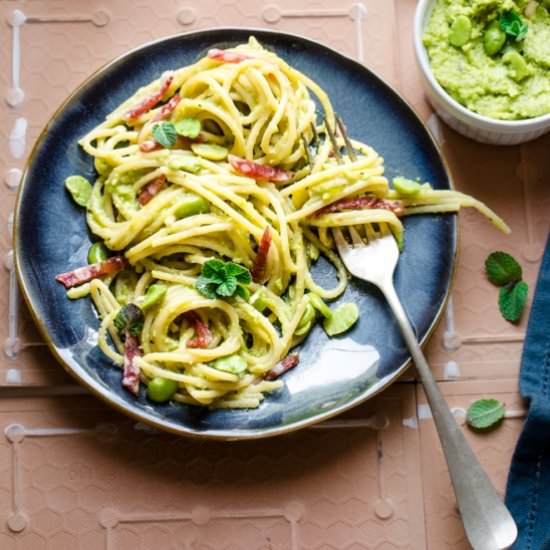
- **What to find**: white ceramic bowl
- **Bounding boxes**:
[414,0,550,145]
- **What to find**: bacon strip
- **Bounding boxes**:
[151,93,181,123]
[138,175,166,206]
[265,354,300,380]
[228,155,292,184]
[55,256,127,289]
[122,334,142,395]
[123,71,174,122]
[139,140,161,153]
[312,197,404,217]
[185,312,212,349]
[207,49,251,63]
[251,227,272,283]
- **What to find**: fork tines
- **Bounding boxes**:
[324,114,357,162]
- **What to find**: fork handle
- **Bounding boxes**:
[381,281,517,550]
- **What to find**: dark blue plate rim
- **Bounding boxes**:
[13,27,457,440]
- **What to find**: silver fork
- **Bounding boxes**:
[325,117,517,550]
[333,223,517,550]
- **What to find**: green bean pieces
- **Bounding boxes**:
[147,377,179,403]
[65,175,93,207]
[87,242,108,264]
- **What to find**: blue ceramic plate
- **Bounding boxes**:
[14,28,456,439]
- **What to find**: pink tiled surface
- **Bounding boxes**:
[0,387,427,550]
[0,0,549,548]
[418,380,527,550]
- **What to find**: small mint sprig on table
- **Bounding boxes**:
[485,251,528,323]
[466,398,506,430]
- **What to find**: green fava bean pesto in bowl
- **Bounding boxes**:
[423,0,550,120]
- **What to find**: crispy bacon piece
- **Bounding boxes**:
[122,335,142,395]
[185,312,212,349]
[123,71,174,122]
[251,227,272,283]
[207,49,251,63]
[138,175,166,206]
[151,93,181,123]
[55,256,127,289]
[228,155,292,184]
[265,354,300,381]
[312,197,404,217]
[139,140,162,153]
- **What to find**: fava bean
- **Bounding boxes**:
[449,15,472,47]
[87,242,108,264]
[114,270,137,305]
[502,50,531,81]
[323,303,359,336]
[191,143,228,161]
[139,283,167,311]
[174,195,210,218]
[393,176,422,196]
[484,21,506,56]
[65,175,93,207]
[213,354,247,374]
[147,377,179,403]
[167,155,202,173]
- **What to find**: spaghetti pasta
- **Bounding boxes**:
[57,37,510,409]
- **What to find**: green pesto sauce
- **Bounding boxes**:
[423,0,550,120]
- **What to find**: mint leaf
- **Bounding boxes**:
[202,259,226,279]
[152,121,177,148]
[500,11,528,42]
[195,277,218,299]
[485,251,522,286]
[225,262,252,284]
[195,259,251,299]
[216,276,237,297]
[174,117,201,139]
[114,303,144,338]
[466,399,505,430]
[499,281,528,323]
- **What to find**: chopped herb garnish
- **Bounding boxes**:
[499,11,528,42]
[196,259,252,300]
[114,303,144,338]
[466,399,506,430]
[152,121,177,148]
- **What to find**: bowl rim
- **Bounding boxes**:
[414,0,550,130]
[13,27,458,440]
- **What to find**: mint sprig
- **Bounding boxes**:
[485,251,528,323]
[152,121,177,148]
[466,398,506,430]
[500,11,528,42]
[485,251,522,285]
[196,259,251,300]
[499,281,528,323]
